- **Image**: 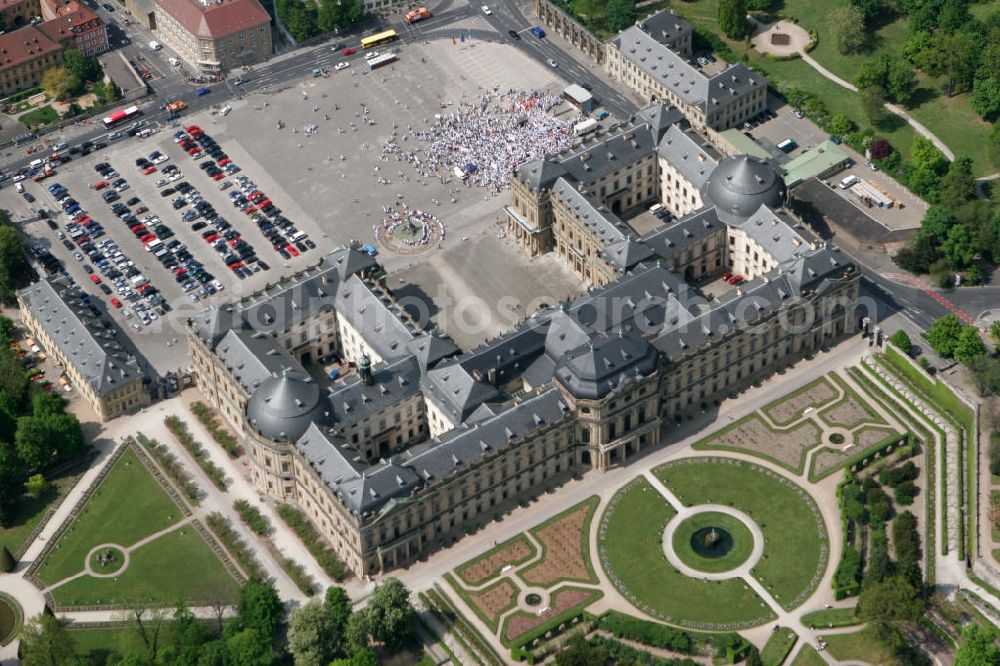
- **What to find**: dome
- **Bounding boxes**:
[246,369,326,441]
[700,155,786,223]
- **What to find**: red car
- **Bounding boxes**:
[228,261,244,269]
[342,47,356,55]
[205,233,220,242]
[211,172,224,180]
[185,125,203,135]
[722,271,732,281]
[217,157,231,166]
[90,274,100,284]
[257,198,272,208]
[93,180,109,190]
[286,244,299,257]
[143,165,157,175]
[110,297,122,308]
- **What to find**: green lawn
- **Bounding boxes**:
[18,104,58,128]
[821,627,893,665]
[654,460,827,610]
[50,526,240,607]
[800,607,861,628]
[672,511,755,574]
[790,644,826,666]
[599,478,775,628]
[749,56,917,161]
[1,465,85,556]
[761,628,798,666]
[35,448,185,586]
[69,625,146,659]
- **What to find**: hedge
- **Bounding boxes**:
[134,433,200,505]
[164,416,227,492]
[204,512,265,580]
[190,402,243,458]
[233,499,270,535]
[276,504,347,581]
[597,611,694,653]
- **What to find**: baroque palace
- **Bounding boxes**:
[186,14,859,579]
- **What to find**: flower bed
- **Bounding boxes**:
[519,497,598,587]
[501,586,601,646]
[455,535,536,586]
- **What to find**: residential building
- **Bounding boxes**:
[605,9,766,131]
[18,277,150,421]
[0,0,38,30]
[0,25,63,97]
[152,0,270,74]
[38,2,109,56]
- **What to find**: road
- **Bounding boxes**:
[0,0,636,182]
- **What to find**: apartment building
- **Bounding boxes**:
[38,2,109,56]
[18,277,150,421]
[0,26,62,97]
[153,0,270,74]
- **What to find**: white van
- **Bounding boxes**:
[28,158,43,169]
[149,40,161,50]
[14,182,24,193]
[839,175,860,189]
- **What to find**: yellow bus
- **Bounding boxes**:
[360,29,398,49]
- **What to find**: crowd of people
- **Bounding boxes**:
[380,89,579,191]
[374,206,444,247]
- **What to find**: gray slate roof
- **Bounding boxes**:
[246,369,329,442]
[637,8,693,46]
[553,332,659,399]
[327,355,422,428]
[215,328,302,393]
[334,275,419,361]
[19,277,146,396]
[700,155,787,223]
[657,123,719,189]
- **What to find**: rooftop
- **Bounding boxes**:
[153,0,269,40]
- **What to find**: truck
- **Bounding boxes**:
[166,100,187,113]
[574,118,599,136]
[405,6,431,22]
[777,138,797,153]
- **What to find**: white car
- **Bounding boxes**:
[219,105,232,116]
[169,172,183,182]
[155,178,168,188]
[335,61,350,71]
[153,154,169,164]
[481,5,492,14]
[168,57,180,66]
[364,51,380,61]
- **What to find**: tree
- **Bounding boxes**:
[850,0,885,24]
[225,629,274,666]
[828,112,855,137]
[954,327,988,363]
[356,578,415,651]
[555,636,609,666]
[745,645,764,666]
[62,48,100,87]
[890,330,912,353]
[0,225,30,304]
[861,85,888,123]
[605,0,637,32]
[921,205,958,240]
[938,0,970,32]
[972,76,1000,120]
[857,54,918,105]
[15,416,55,471]
[927,314,966,358]
[939,156,976,209]
[866,541,894,584]
[0,316,14,347]
[954,626,1000,666]
[942,223,977,268]
[830,5,867,54]
[869,137,893,160]
[0,546,15,573]
[19,613,77,666]
[288,601,335,666]
[25,473,46,496]
[718,0,749,38]
[235,580,285,641]
[990,320,1000,344]
[41,66,77,101]
[857,576,924,625]
[0,441,22,524]
[969,355,1000,395]
[324,586,352,656]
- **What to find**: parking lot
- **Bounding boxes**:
[8,37,591,370]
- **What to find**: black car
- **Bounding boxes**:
[160,188,176,197]
[126,197,140,206]
[62,239,75,251]
[22,192,34,203]
[46,219,59,230]
[83,264,93,274]
[99,283,112,295]
[508,29,521,40]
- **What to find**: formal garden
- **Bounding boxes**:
[27,444,242,609]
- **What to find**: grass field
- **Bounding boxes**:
[821,627,892,664]
[800,607,861,628]
[790,644,826,666]
[761,627,798,666]
[672,511,755,573]
[68,626,146,658]
[654,460,826,610]
[599,478,774,627]
[50,526,240,607]
[18,104,58,128]
[36,449,183,586]
[0,466,84,556]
